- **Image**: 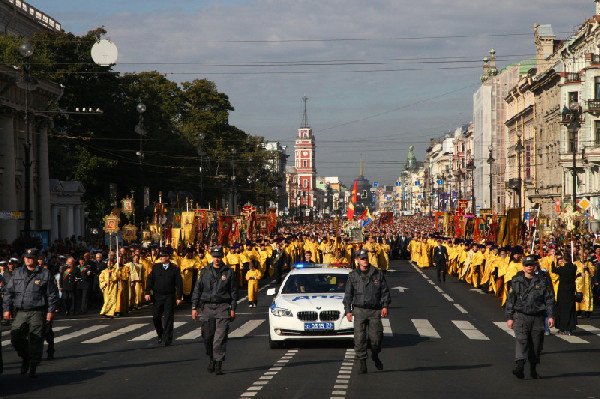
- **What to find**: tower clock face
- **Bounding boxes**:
[302,151,308,157]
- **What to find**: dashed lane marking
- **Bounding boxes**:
[578,324,600,337]
[453,304,468,314]
[239,349,298,398]
[178,326,202,340]
[452,320,489,341]
[493,321,515,337]
[330,348,354,398]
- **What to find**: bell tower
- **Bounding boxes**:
[294,96,316,207]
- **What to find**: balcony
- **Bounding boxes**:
[588,99,600,114]
[563,72,581,84]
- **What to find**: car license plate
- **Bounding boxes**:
[304,322,334,331]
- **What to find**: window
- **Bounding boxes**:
[595,77,600,100]
[302,160,308,168]
[568,91,578,105]
[303,180,308,188]
[596,120,600,146]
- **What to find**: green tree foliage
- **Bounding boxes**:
[0,28,282,226]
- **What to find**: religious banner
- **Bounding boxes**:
[103,214,120,234]
[181,211,196,244]
[443,212,452,237]
[171,227,182,250]
[379,212,394,225]
[218,216,233,245]
[473,217,482,243]
[506,208,522,246]
[496,216,507,246]
[433,212,444,231]
[122,224,138,243]
[121,197,135,218]
[457,200,469,216]
[229,218,241,244]
[454,214,463,238]
[256,214,269,236]
[267,209,277,233]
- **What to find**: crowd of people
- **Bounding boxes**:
[1,215,599,378]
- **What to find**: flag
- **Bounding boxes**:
[360,207,373,228]
[347,179,358,220]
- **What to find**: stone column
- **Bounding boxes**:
[37,123,51,231]
[51,205,58,241]
[73,205,81,238]
[66,205,74,238]
[0,115,18,241]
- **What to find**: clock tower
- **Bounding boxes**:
[294,96,316,207]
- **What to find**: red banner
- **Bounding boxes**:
[218,216,233,245]
[256,215,269,236]
[454,215,463,238]
[379,212,393,225]
[457,200,469,216]
[267,209,277,233]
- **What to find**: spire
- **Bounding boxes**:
[300,95,309,128]
[359,158,364,177]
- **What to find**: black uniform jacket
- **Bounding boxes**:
[343,265,391,314]
[145,263,183,298]
[3,266,59,313]
[191,265,238,311]
[505,271,555,320]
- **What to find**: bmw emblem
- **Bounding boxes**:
[316,307,321,310]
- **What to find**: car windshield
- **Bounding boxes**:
[281,273,348,294]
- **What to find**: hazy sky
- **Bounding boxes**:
[29,0,594,186]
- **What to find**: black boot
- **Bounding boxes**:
[28,363,38,378]
[207,358,215,373]
[358,359,367,374]
[512,360,525,379]
[20,359,29,375]
[215,361,223,375]
[372,353,383,370]
[530,363,539,379]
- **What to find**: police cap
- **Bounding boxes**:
[522,255,538,266]
[23,248,38,259]
[211,245,224,258]
[355,248,368,259]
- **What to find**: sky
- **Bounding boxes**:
[28,0,594,186]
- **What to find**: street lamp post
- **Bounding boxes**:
[561,102,582,209]
[466,158,476,215]
[487,145,495,212]
[19,42,34,236]
[197,133,206,206]
[515,133,525,210]
[135,102,146,216]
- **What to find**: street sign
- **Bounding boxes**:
[524,212,530,221]
[395,181,400,186]
[373,181,379,188]
[437,179,443,186]
[578,197,590,211]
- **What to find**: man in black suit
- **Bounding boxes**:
[144,248,183,346]
[432,239,449,283]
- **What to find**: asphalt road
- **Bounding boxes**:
[2,260,600,399]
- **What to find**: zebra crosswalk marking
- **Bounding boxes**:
[411,319,441,338]
[129,322,186,341]
[451,320,489,340]
[230,320,265,338]
[55,325,109,343]
[83,323,146,343]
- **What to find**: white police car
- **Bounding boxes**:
[267,264,354,348]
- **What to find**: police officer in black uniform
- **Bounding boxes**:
[144,248,183,346]
[191,245,238,376]
[343,248,391,374]
[2,248,59,377]
[506,254,555,379]
[432,238,449,283]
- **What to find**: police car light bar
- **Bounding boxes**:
[292,263,324,269]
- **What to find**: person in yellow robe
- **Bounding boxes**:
[418,237,430,268]
[469,244,486,288]
[540,247,559,299]
[99,260,119,318]
[575,250,596,317]
[378,238,390,271]
[126,254,144,310]
[495,247,510,297]
[502,247,524,306]
[115,257,130,316]
[364,236,380,268]
[257,243,270,275]
[179,247,200,300]
[246,263,262,307]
